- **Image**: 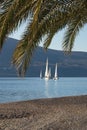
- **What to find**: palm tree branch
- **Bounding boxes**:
[62,17,87,52]
[0,0,39,48]
[12,20,44,76]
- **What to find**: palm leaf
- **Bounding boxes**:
[62,18,86,52]
[0,0,87,75]
[12,21,44,76]
[0,0,39,48]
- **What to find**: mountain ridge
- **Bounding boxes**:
[0,38,87,77]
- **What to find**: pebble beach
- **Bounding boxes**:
[0,95,87,130]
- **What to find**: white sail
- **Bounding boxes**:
[53,63,58,80]
[44,58,50,80]
[45,58,48,77]
[40,70,42,79]
[49,67,51,78]
[55,63,57,77]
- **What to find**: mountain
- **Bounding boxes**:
[0,37,87,77]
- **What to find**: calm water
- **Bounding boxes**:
[0,77,87,103]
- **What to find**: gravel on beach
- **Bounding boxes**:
[0,95,87,130]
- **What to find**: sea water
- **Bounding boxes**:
[0,77,87,103]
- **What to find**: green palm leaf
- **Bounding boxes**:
[63,18,87,52]
[0,0,87,76]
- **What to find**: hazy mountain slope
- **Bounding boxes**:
[0,38,87,77]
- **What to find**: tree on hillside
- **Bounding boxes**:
[0,0,87,76]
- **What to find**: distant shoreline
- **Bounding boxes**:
[0,95,87,130]
[1,38,87,77]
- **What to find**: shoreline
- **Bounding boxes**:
[0,94,87,104]
[0,95,87,130]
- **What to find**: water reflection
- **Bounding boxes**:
[44,80,50,98]
[44,79,59,98]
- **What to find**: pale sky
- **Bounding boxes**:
[9,22,87,52]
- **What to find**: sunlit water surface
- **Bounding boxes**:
[0,77,87,103]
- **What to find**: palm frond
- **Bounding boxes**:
[0,0,87,76]
[43,17,67,49]
[12,20,44,76]
[0,0,41,48]
[0,0,29,48]
[62,18,86,52]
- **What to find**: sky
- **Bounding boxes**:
[9,22,87,52]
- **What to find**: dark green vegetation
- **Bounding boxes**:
[0,0,87,76]
[0,38,87,77]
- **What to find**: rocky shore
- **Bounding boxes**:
[0,95,87,130]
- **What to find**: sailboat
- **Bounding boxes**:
[44,58,50,80]
[40,70,42,79]
[53,63,58,80]
[49,67,51,79]
[40,58,59,80]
